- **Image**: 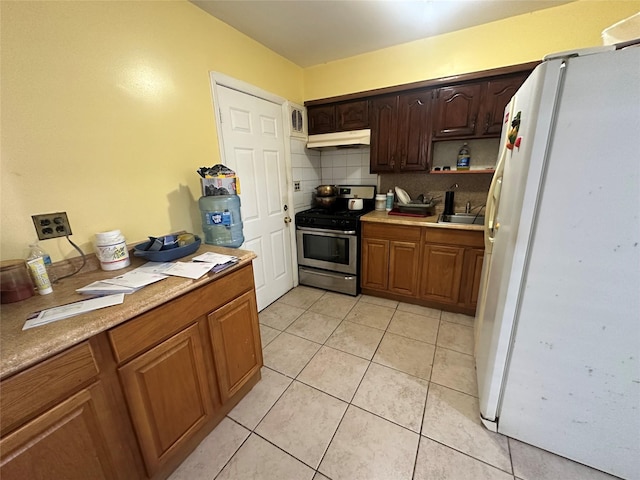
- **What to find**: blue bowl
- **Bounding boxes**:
[133,236,201,262]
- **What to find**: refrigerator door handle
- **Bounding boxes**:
[485,147,507,253]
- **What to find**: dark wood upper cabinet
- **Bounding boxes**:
[370,90,432,173]
[337,100,369,131]
[307,105,336,134]
[433,73,529,139]
[308,100,369,134]
[479,73,529,135]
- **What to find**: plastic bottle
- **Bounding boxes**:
[29,242,55,282]
[95,230,131,271]
[385,189,394,211]
[375,194,386,211]
[26,248,53,295]
[199,194,244,248]
[457,143,471,170]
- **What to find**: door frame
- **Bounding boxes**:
[209,72,299,288]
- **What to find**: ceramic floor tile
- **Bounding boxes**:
[358,294,399,309]
[387,310,440,345]
[318,405,419,480]
[259,301,306,330]
[324,321,384,360]
[227,367,292,430]
[414,437,515,480]
[422,383,512,473]
[436,321,474,355]
[278,286,326,309]
[260,324,281,348]
[372,332,436,380]
[308,291,358,319]
[352,362,428,432]
[262,332,321,378]
[215,433,315,480]
[397,302,441,319]
[440,310,475,327]
[167,417,249,480]
[430,347,478,397]
[297,346,369,402]
[285,311,342,344]
[256,381,348,468]
[345,301,395,330]
[509,438,620,480]
[313,473,331,480]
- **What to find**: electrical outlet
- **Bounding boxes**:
[294,181,301,192]
[32,212,72,240]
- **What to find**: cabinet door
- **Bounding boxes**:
[420,244,465,304]
[433,84,483,138]
[0,384,119,480]
[361,237,390,290]
[118,322,217,476]
[388,240,420,296]
[369,96,398,173]
[337,100,369,131]
[479,74,528,136]
[308,105,336,134]
[208,290,262,403]
[461,248,485,309]
[396,90,432,171]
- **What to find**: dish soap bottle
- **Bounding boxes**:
[457,143,471,171]
[385,189,394,211]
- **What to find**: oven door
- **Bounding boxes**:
[296,227,357,275]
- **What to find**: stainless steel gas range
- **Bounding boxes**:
[295,185,376,296]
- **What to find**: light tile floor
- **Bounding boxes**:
[169,286,620,480]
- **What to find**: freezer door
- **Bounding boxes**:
[475,59,566,423]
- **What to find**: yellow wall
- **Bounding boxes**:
[304,1,640,100]
[1,0,302,261]
[2,0,638,263]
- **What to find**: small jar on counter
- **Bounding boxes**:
[95,230,131,271]
[1,260,35,304]
[375,194,386,211]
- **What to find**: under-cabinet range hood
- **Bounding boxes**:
[306,129,370,149]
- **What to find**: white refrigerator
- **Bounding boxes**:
[475,44,640,480]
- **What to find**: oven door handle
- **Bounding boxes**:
[297,226,356,235]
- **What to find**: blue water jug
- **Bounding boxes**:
[198,195,244,248]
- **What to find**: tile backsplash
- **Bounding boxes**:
[290,137,495,215]
[291,140,378,212]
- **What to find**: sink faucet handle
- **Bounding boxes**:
[448,183,459,190]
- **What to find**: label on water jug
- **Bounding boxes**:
[205,210,232,226]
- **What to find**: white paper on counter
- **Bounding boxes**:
[76,281,137,295]
[164,261,216,280]
[102,271,167,289]
[192,252,238,265]
[132,262,175,275]
[23,293,125,330]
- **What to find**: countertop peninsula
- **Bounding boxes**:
[0,245,256,380]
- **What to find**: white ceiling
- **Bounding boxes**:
[191,0,573,67]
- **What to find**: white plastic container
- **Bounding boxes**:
[95,230,131,271]
[385,189,394,211]
[375,194,386,211]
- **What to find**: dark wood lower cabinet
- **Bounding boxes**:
[361,223,484,315]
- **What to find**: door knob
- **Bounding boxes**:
[284,216,292,224]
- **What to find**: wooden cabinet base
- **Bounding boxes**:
[361,288,478,316]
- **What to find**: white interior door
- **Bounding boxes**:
[215,85,294,311]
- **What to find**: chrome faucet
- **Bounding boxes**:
[465,201,471,214]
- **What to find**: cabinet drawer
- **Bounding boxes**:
[363,223,421,242]
[0,342,98,436]
[109,264,254,364]
[424,228,483,248]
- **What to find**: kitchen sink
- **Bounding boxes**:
[438,213,485,225]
